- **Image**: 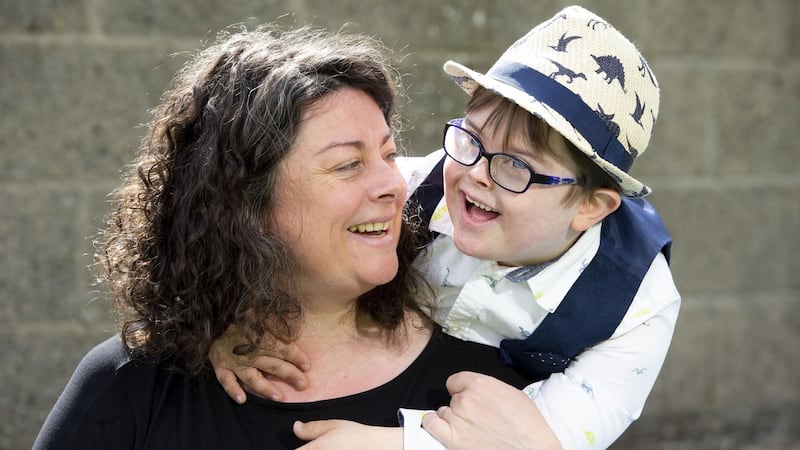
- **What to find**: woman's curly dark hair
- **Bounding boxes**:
[97,25,430,374]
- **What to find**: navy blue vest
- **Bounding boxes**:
[407,156,672,381]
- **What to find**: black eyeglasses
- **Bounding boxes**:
[442,118,583,194]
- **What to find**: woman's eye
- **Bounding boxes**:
[385,151,398,162]
[337,160,362,171]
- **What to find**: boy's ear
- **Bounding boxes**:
[571,188,621,232]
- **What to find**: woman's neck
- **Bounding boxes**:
[298,300,360,340]
[259,309,431,403]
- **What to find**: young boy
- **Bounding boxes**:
[212,5,680,449]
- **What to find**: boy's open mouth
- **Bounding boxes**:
[465,196,500,221]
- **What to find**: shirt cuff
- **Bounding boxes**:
[398,408,446,450]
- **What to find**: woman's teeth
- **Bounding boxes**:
[466,196,496,212]
[348,221,390,233]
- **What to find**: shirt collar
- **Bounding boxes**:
[505,260,556,283]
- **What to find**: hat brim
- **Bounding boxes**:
[443,60,651,198]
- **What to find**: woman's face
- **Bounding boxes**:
[272,88,406,304]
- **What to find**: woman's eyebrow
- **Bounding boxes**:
[315,129,393,154]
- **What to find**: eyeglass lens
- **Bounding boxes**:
[444,124,531,192]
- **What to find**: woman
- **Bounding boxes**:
[33,26,529,449]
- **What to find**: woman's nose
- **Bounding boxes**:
[373,160,407,202]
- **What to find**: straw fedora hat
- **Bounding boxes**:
[444,5,659,197]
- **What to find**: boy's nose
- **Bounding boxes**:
[467,156,494,189]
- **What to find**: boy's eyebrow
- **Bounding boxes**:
[461,117,493,144]
[461,117,537,155]
[462,117,479,132]
[463,116,541,160]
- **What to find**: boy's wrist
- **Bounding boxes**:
[398,408,446,450]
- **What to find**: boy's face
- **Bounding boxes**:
[443,107,584,267]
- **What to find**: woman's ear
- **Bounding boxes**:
[571,188,621,232]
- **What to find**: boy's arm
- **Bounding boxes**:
[528,297,679,449]
[526,255,681,449]
[421,285,679,450]
[417,253,680,450]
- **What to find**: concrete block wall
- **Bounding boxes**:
[1,0,798,448]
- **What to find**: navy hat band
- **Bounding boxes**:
[486,60,634,173]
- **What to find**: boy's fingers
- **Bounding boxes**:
[445,371,480,395]
[235,367,285,401]
[214,368,247,404]
[278,344,311,372]
[293,420,339,440]
[421,408,454,446]
[249,357,310,390]
[254,341,311,372]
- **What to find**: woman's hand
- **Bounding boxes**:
[294,420,402,450]
[208,325,311,403]
[422,371,562,450]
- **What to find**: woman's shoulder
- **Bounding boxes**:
[72,335,173,404]
[33,335,164,449]
[79,335,134,371]
[55,336,137,402]
[69,335,164,390]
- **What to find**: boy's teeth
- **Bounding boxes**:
[467,196,495,212]
[348,221,390,233]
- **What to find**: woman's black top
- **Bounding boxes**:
[33,330,529,449]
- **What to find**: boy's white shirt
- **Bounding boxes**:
[397,153,681,450]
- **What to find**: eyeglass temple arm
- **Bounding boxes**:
[530,173,582,186]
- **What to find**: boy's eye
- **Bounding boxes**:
[510,158,529,170]
[468,136,481,149]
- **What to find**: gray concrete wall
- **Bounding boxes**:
[2,0,798,448]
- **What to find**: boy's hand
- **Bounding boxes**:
[422,371,562,450]
[208,325,311,403]
[293,420,402,450]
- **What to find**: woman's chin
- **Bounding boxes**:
[360,259,400,288]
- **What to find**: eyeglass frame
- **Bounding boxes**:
[442,118,584,194]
